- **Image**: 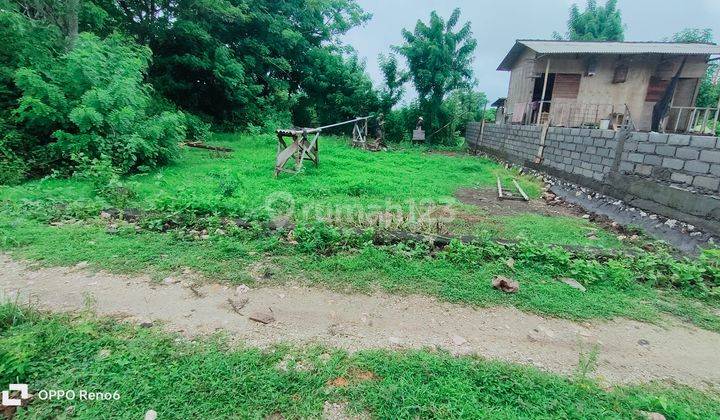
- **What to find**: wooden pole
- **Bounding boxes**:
[536,58,551,125]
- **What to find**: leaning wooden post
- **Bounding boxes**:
[536,58,551,125]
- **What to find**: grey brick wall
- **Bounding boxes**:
[466,122,720,235]
[620,133,720,192]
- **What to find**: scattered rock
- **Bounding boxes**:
[492,276,519,293]
[664,219,678,228]
[249,311,275,324]
[100,211,112,220]
[144,410,158,420]
[322,401,365,420]
[75,261,89,269]
[162,277,179,285]
[638,339,650,346]
[228,297,249,313]
[236,284,251,295]
[451,335,467,346]
[138,319,154,328]
[505,258,515,269]
[559,277,586,292]
[97,348,112,358]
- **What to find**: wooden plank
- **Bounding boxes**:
[276,141,299,171]
[496,177,503,199]
[512,179,530,201]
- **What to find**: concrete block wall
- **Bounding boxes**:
[541,128,618,182]
[620,133,720,193]
[466,122,720,235]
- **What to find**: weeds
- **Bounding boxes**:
[1,304,719,419]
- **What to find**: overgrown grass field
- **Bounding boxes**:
[1,304,719,419]
[1,133,719,330]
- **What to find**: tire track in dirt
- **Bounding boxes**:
[1,255,719,388]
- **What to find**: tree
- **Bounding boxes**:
[394,8,477,143]
[668,28,719,109]
[554,0,624,41]
[377,53,407,113]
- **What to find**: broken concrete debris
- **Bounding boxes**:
[249,311,275,324]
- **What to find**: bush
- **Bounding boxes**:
[13,33,187,175]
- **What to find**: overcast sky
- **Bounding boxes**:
[342,0,720,104]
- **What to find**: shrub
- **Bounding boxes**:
[13,33,187,175]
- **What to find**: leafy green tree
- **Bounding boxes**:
[445,89,487,134]
[668,28,719,109]
[554,0,624,41]
[14,33,186,173]
[377,53,407,113]
[394,8,477,143]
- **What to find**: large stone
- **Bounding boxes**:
[249,312,275,324]
[559,277,587,292]
[492,276,519,293]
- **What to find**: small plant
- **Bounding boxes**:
[73,153,137,209]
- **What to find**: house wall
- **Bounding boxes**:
[466,122,720,235]
[505,51,708,130]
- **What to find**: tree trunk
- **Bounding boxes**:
[65,0,79,50]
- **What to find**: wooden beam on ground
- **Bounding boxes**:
[512,179,530,201]
[185,142,233,152]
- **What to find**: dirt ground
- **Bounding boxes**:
[2,254,719,389]
[455,188,576,217]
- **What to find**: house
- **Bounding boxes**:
[496,40,720,132]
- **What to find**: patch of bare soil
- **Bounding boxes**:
[455,188,577,218]
[2,254,719,388]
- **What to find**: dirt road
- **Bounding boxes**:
[1,254,719,388]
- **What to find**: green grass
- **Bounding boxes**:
[1,304,718,419]
[475,214,622,249]
[1,133,718,330]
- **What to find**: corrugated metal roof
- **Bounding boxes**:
[498,40,720,71]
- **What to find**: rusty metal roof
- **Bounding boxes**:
[498,40,720,70]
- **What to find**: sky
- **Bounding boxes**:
[342,0,720,104]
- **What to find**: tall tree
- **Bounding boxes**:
[554,0,624,41]
[669,28,719,109]
[394,8,477,143]
[377,53,406,113]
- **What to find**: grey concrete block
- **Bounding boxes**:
[656,145,676,156]
[632,132,649,142]
[602,157,614,166]
[644,155,662,166]
[690,136,717,148]
[675,148,700,160]
[590,155,602,164]
[619,162,635,173]
[684,160,710,174]
[700,149,720,163]
[624,141,638,151]
[590,129,603,138]
[635,164,653,175]
[667,134,691,146]
[628,153,644,163]
[670,172,693,184]
[602,130,616,139]
[693,176,720,191]
[711,164,720,176]
[593,138,606,147]
[649,133,669,143]
[638,143,656,153]
[586,146,597,154]
[662,158,684,169]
